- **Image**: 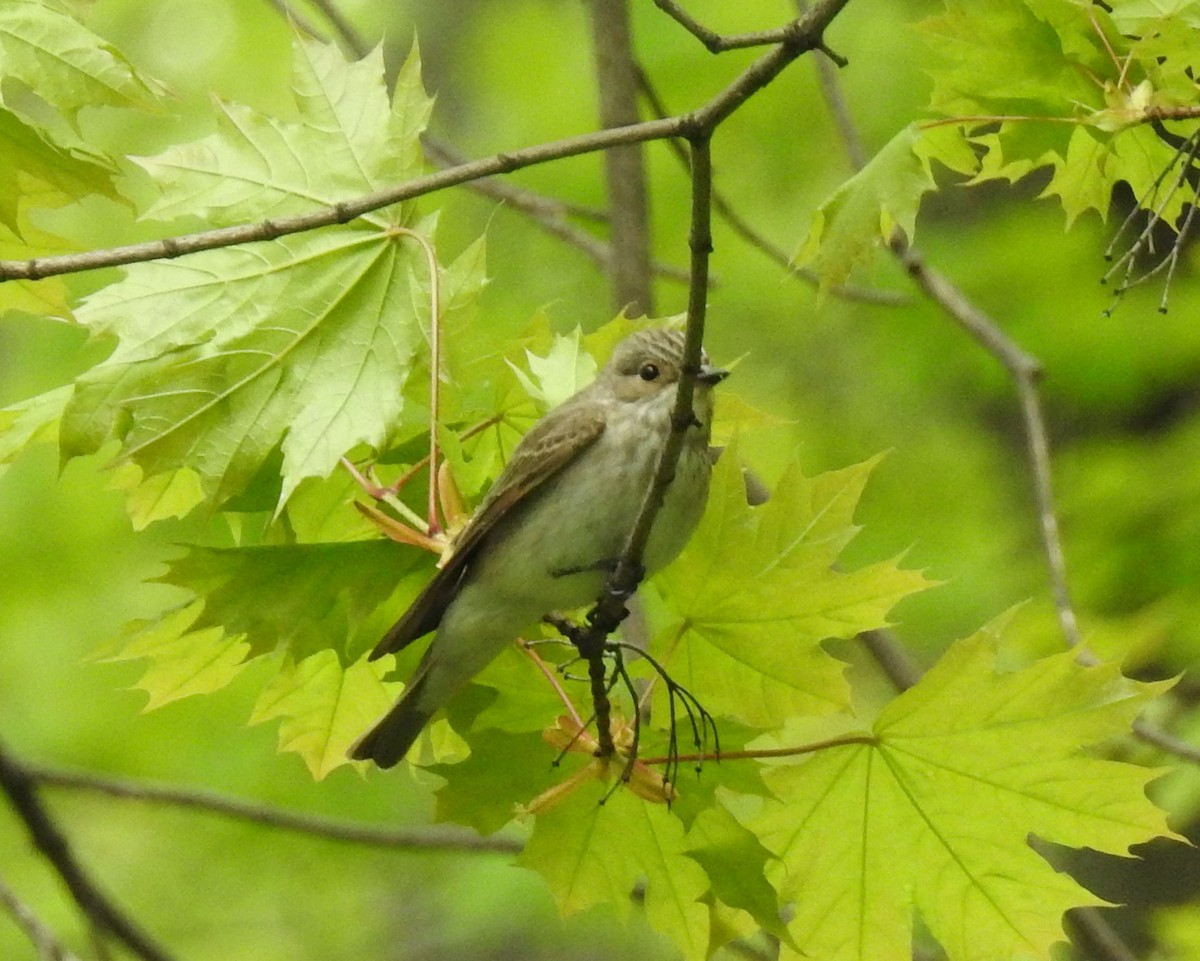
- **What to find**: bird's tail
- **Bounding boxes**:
[348,670,434,768]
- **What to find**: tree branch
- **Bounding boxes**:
[634,65,907,306]
[801,41,1144,961]
[0,871,84,961]
[0,0,851,286]
[0,743,175,961]
[569,135,716,755]
[887,237,1085,653]
[26,762,521,854]
[424,137,688,284]
[797,0,1085,654]
[652,0,847,63]
[589,0,654,314]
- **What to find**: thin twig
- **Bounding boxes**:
[567,134,718,752]
[806,50,1149,961]
[303,0,369,55]
[0,119,668,283]
[26,762,521,853]
[1131,719,1200,764]
[859,629,923,691]
[1,0,852,286]
[802,2,1084,653]
[560,0,853,728]
[1066,906,1141,961]
[0,871,85,961]
[634,66,906,306]
[424,136,691,285]
[652,0,848,64]
[424,136,608,222]
[0,744,176,961]
[263,0,687,284]
[889,238,1085,652]
[640,731,877,766]
[801,0,867,169]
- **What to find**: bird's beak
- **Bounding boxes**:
[696,364,729,386]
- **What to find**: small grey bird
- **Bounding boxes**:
[351,328,727,767]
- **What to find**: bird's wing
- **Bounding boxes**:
[368,402,608,659]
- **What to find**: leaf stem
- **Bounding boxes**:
[640,731,878,766]
[388,227,444,535]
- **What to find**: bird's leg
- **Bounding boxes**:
[551,558,645,596]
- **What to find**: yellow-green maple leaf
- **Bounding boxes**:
[751,621,1175,961]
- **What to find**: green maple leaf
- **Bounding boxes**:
[916,1,1197,228]
[131,39,426,224]
[796,124,935,290]
[431,728,562,835]
[0,0,160,126]
[0,108,115,235]
[750,621,1175,961]
[0,386,69,476]
[0,208,84,320]
[157,540,418,661]
[684,805,792,950]
[249,649,400,779]
[61,38,487,514]
[1040,126,1112,227]
[99,538,424,724]
[102,602,251,711]
[507,327,598,409]
[651,447,931,728]
[917,0,1098,119]
[519,786,711,961]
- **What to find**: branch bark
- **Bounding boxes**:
[589,0,654,315]
[27,762,521,853]
[0,743,176,961]
[0,0,852,285]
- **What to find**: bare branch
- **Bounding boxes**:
[424,137,609,223]
[0,121,674,283]
[515,0,854,754]
[635,66,907,306]
[804,51,1148,961]
[1132,718,1200,765]
[802,0,867,169]
[0,0,851,286]
[571,134,717,752]
[652,0,847,63]
[589,0,654,314]
[424,138,688,284]
[1066,906,1142,961]
[798,10,1085,653]
[858,628,923,691]
[27,762,521,854]
[0,743,176,961]
[888,237,1085,653]
[304,0,369,56]
[0,871,85,961]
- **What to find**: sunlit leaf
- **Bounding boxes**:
[796,124,935,290]
[651,448,931,727]
[250,649,401,779]
[520,785,710,961]
[752,622,1175,961]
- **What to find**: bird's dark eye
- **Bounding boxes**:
[639,363,660,382]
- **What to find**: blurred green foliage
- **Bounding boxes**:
[3,0,1200,959]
